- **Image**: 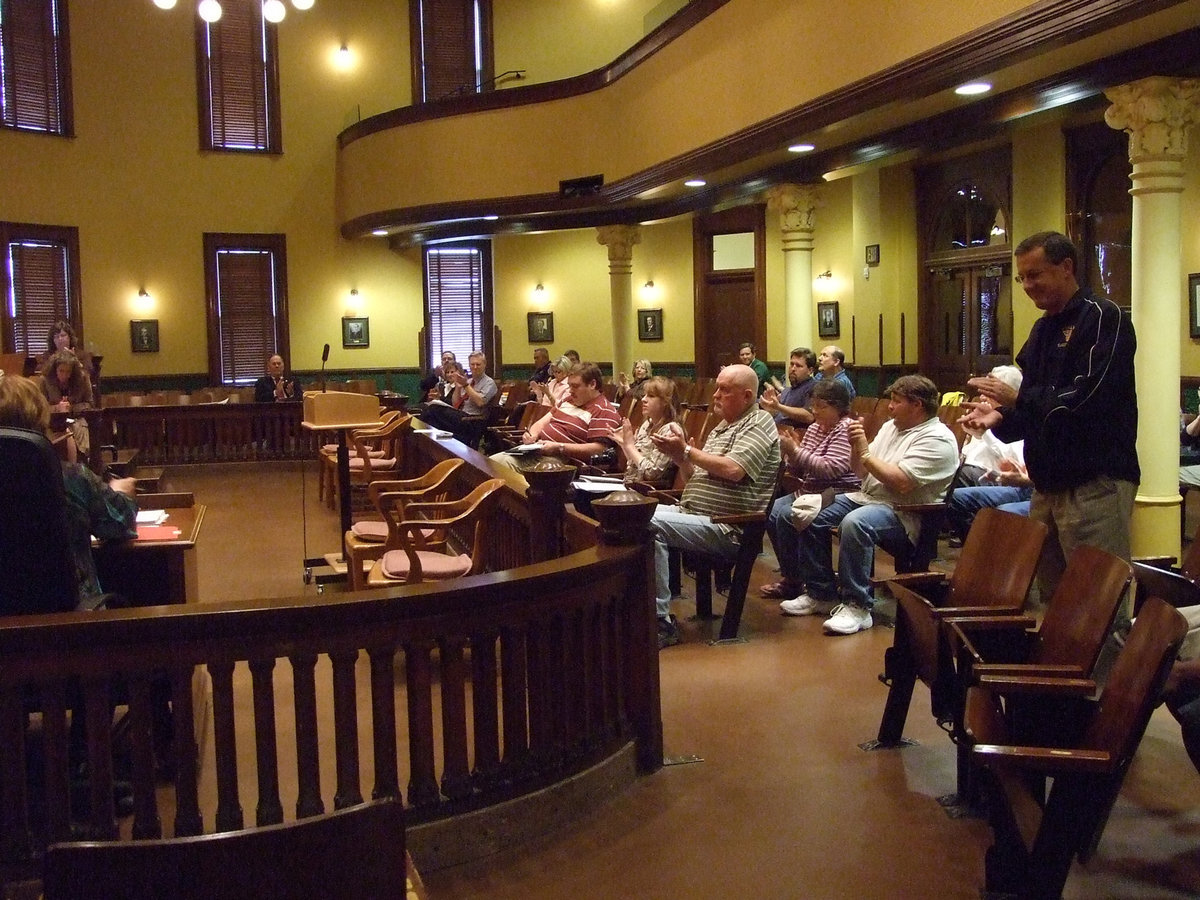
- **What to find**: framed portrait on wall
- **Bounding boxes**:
[342,317,370,348]
[130,319,159,353]
[817,301,840,338]
[527,311,554,343]
[638,309,663,341]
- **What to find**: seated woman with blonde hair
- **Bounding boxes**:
[615,358,652,402]
[0,373,136,611]
[531,355,573,408]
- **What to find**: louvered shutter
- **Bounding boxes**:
[6,237,71,355]
[425,246,484,365]
[198,0,280,152]
[216,248,278,383]
[0,0,71,134]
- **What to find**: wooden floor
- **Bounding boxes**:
[172,462,1200,899]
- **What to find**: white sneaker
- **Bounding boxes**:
[823,603,873,635]
[780,594,835,617]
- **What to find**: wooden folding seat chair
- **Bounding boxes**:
[42,797,408,900]
[966,597,1186,900]
[946,544,1132,808]
[1131,558,1200,614]
[318,411,402,505]
[873,508,1048,749]
[343,458,466,590]
[487,401,550,452]
[365,478,506,587]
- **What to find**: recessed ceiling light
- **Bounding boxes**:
[788,143,815,153]
[955,81,992,96]
[371,229,388,236]
[684,179,706,188]
[483,215,499,221]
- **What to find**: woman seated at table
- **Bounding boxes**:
[41,349,95,459]
[531,355,572,408]
[0,373,136,611]
[574,376,681,516]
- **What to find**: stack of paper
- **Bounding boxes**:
[136,510,169,526]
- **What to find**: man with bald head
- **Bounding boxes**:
[646,364,780,647]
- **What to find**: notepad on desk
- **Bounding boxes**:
[136,510,169,526]
[136,524,182,541]
[412,427,454,438]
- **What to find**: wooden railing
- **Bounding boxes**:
[84,403,316,466]
[0,439,663,887]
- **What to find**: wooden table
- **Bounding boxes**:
[94,504,205,608]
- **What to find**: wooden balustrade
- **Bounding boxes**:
[0,434,663,887]
[84,403,317,466]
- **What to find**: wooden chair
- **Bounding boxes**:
[365,478,505,587]
[344,458,465,590]
[966,597,1186,900]
[42,797,407,900]
[873,508,1049,750]
[1131,558,1200,614]
[319,412,408,509]
[946,544,1132,809]
[487,402,550,451]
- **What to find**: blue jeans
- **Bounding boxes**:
[766,494,804,585]
[947,485,1033,540]
[796,495,912,609]
[649,505,739,619]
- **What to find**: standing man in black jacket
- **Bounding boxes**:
[961,231,1138,597]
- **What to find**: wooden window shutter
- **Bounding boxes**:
[0,0,72,135]
[205,233,289,385]
[412,0,492,103]
[2,222,79,356]
[425,244,487,365]
[197,0,281,152]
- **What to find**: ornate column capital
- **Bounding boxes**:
[765,183,821,234]
[596,224,642,271]
[1104,76,1200,161]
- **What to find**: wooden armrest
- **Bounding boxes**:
[974,672,1096,696]
[931,603,1023,620]
[780,473,804,494]
[973,661,1088,680]
[646,489,683,505]
[135,492,194,509]
[1132,555,1177,570]
[943,614,1037,630]
[711,511,766,526]
[885,571,948,590]
[972,743,1114,775]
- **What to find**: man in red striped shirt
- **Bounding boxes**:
[490,362,620,483]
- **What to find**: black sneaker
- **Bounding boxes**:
[657,614,681,649]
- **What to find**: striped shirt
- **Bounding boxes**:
[680,406,780,532]
[788,416,859,493]
[539,395,621,446]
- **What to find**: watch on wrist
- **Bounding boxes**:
[684,445,693,460]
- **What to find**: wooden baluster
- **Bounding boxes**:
[470,629,501,788]
[209,661,244,832]
[127,677,163,839]
[405,642,439,807]
[170,666,203,837]
[367,644,401,802]
[526,619,554,771]
[290,653,324,819]
[83,678,117,839]
[249,658,283,825]
[499,625,529,777]
[329,650,363,810]
[0,691,32,864]
[438,637,472,800]
[40,682,72,844]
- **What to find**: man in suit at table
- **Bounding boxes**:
[254,354,299,403]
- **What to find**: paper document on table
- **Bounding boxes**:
[580,475,624,485]
[572,481,630,494]
[136,510,169,525]
[413,427,453,438]
[510,444,543,454]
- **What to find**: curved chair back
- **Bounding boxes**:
[0,427,77,616]
[1030,544,1131,671]
[945,508,1048,607]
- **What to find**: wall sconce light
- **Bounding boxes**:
[138,289,150,298]
[817,270,832,279]
[535,283,545,292]
[350,288,359,297]
[644,280,654,289]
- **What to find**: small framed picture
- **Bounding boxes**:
[817,301,840,338]
[638,308,663,342]
[130,319,159,353]
[527,311,554,343]
[342,316,370,348]
[1190,274,1200,339]
[865,244,881,266]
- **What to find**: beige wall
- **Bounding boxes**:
[493,0,664,86]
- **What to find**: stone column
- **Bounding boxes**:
[1104,76,1200,558]
[765,183,820,352]
[596,225,642,381]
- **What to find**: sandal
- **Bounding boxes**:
[758,580,801,599]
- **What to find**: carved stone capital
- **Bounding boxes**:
[595,225,643,267]
[1104,76,1200,161]
[765,183,821,234]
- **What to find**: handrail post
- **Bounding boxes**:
[523,463,575,562]
[592,492,662,773]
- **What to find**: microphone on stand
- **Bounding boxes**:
[321,343,330,392]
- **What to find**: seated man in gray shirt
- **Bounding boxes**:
[419,351,498,447]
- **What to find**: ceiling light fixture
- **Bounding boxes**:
[954,81,992,96]
[371,229,388,237]
[816,270,832,279]
[684,179,706,188]
[788,143,815,153]
[157,1,315,25]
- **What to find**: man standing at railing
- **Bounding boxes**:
[646,364,781,648]
[254,354,299,403]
